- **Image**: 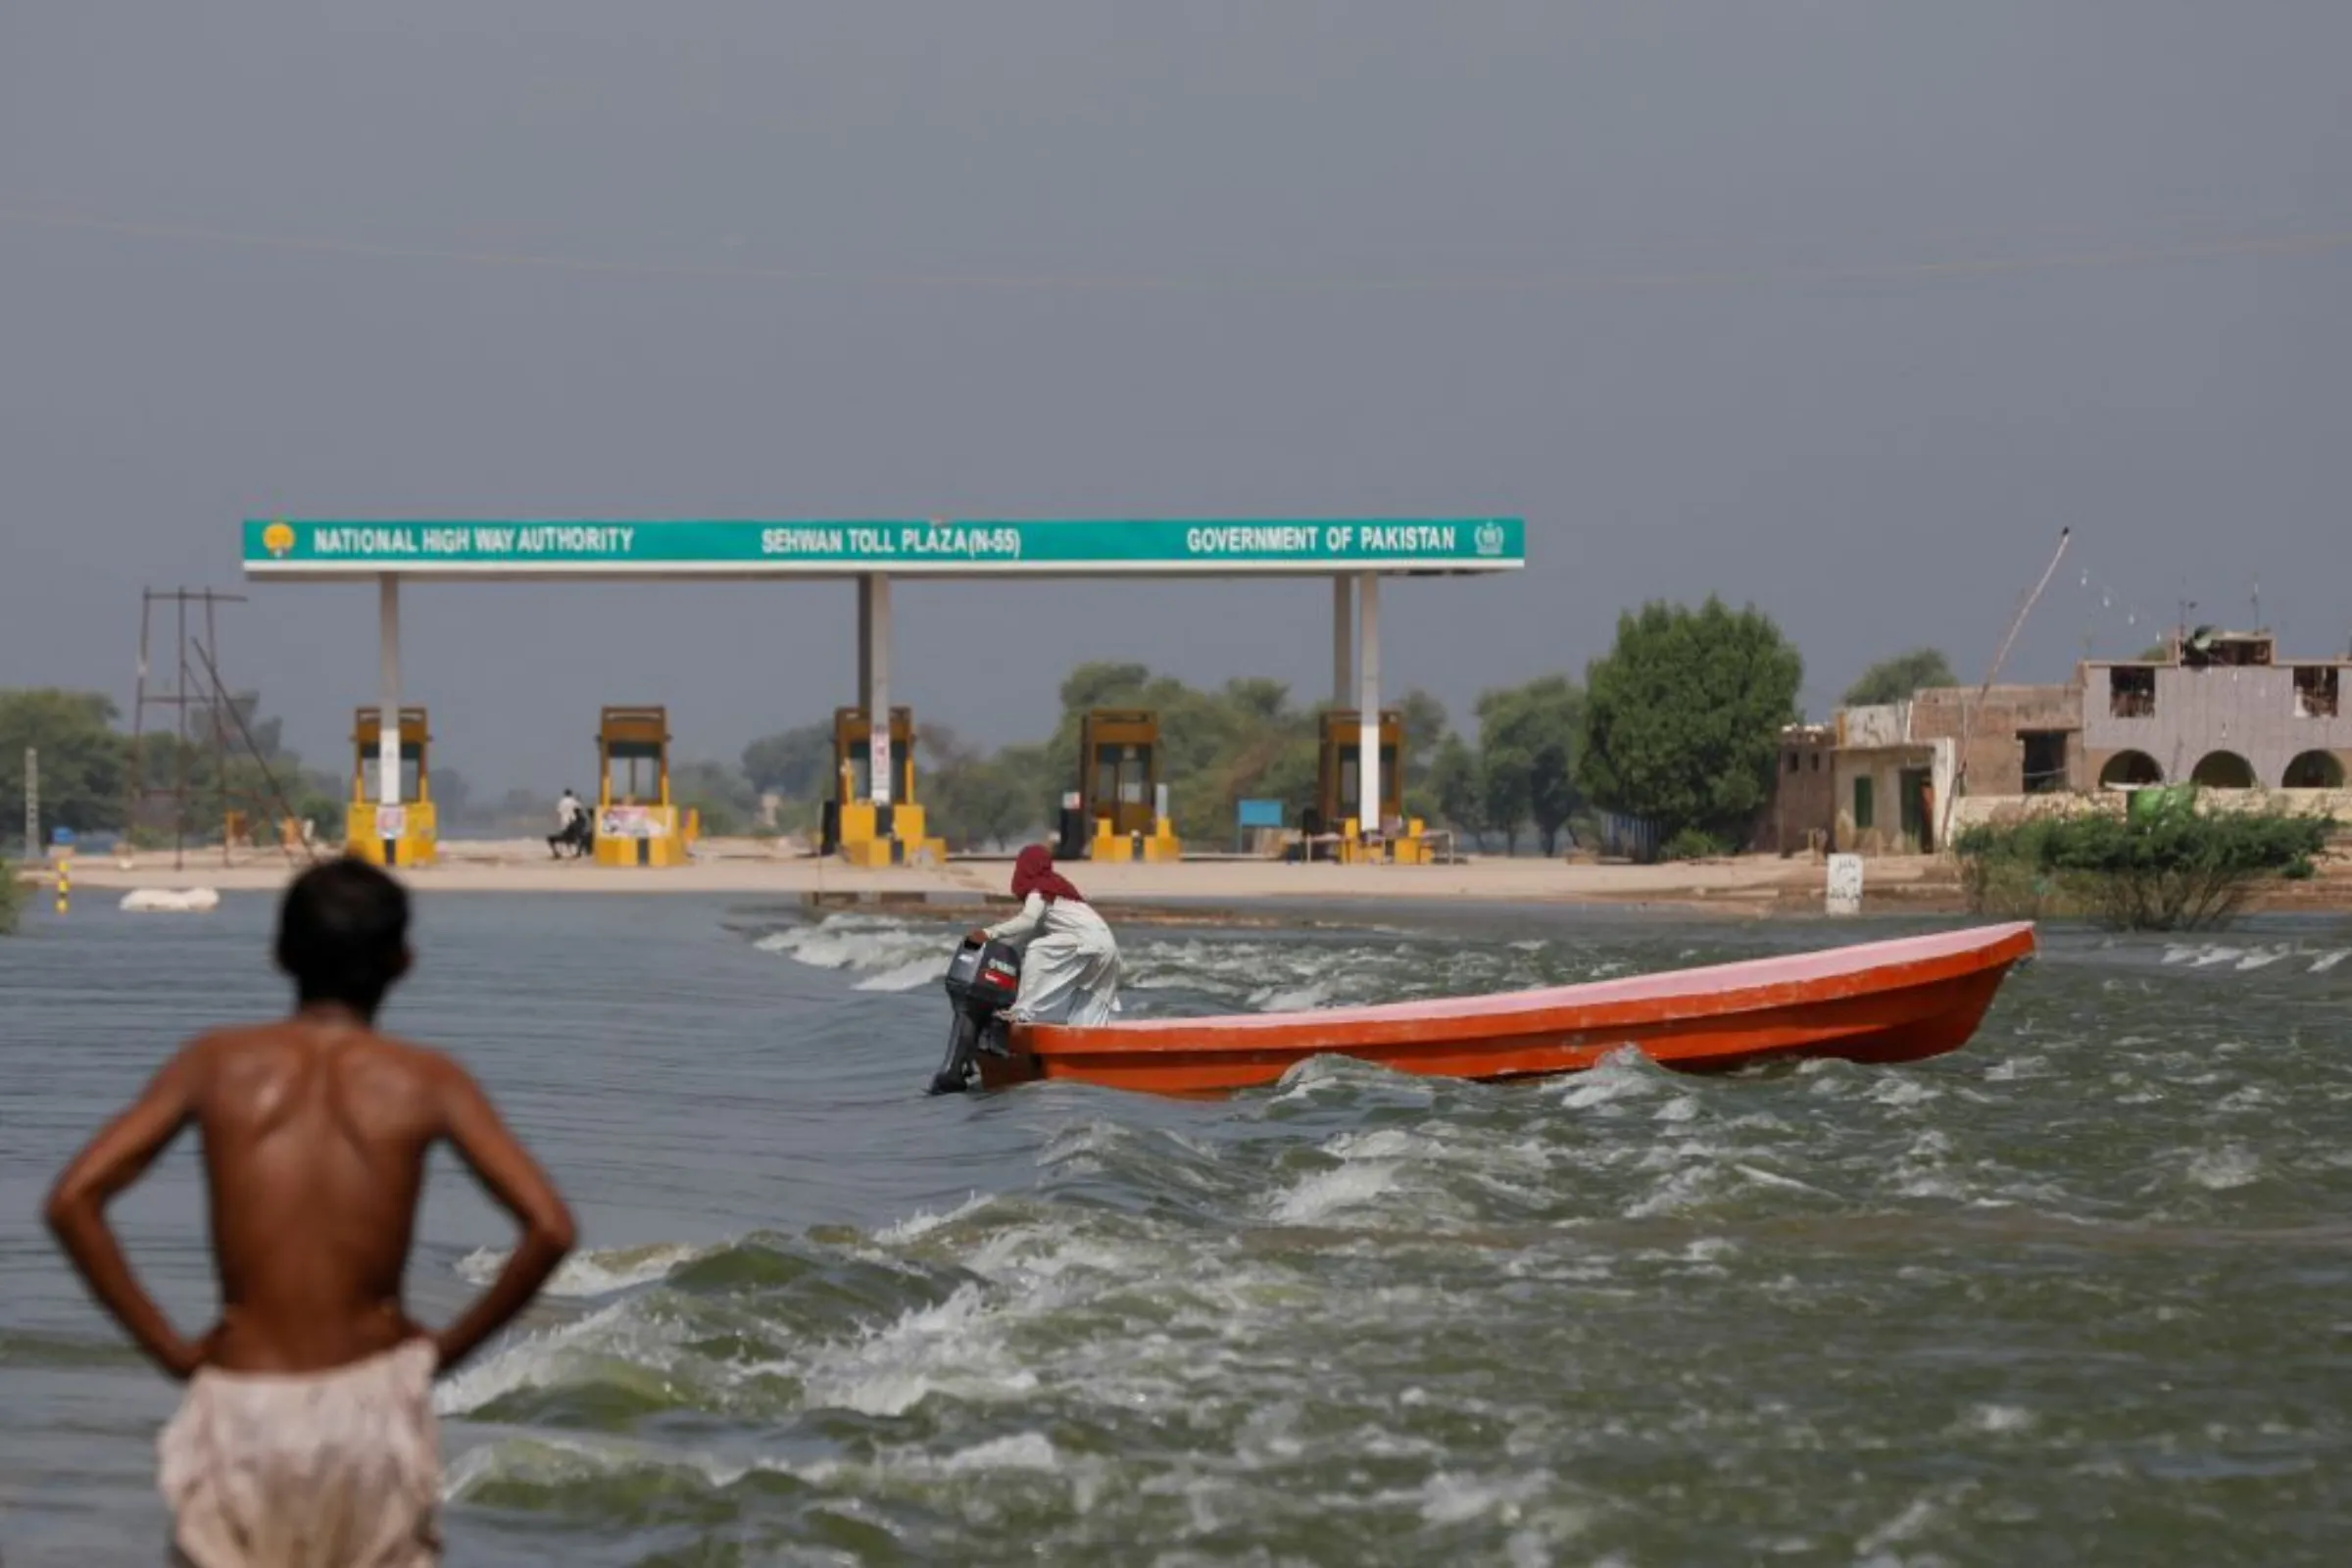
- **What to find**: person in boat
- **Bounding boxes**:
[969,845,1123,1026]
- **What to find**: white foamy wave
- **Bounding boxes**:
[856,956,950,992]
[1557,1047,1667,1110]
[1250,981,1336,1012]
[1268,1160,1402,1225]
[940,1432,1061,1474]
[1956,1402,2037,1435]
[1624,1159,1731,1219]
[2311,949,2349,974]
[873,1193,991,1243]
[456,1242,703,1298]
[1406,1468,1551,1526]
[441,1433,798,1500]
[758,914,944,977]
[796,1283,1042,1417]
[1266,1053,1427,1103]
[434,1300,678,1417]
[2185,1146,2261,1191]
[1735,1163,1838,1200]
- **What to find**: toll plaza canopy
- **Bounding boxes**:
[242,517,1524,578]
[240,516,1526,826]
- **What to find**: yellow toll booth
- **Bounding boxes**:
[594,706,693,867]
[346,707,438,867]
[1315,710,1433,864]
[1079,709,1181,861]
[827,706,946,866]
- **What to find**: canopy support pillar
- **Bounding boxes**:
[377,574,401,810]
[1332,575,1353,706]
[1355,571,1381,838]
[862,572,893,806]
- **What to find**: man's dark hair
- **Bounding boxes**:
[275,858,411,1015]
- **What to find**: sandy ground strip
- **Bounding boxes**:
[30,838,1953,911]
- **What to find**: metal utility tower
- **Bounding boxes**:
[125,588,246,869]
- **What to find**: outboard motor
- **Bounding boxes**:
[930,935,1022,1095]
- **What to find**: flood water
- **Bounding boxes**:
[4,893,2351,1565]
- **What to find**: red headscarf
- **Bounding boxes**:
[1011,844,1086,906]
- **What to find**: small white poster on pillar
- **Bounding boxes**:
[1825,854,1864,916]
[869,733,893,805]
[374,806,408,841]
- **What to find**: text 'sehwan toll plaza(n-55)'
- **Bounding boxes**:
[241,517,1526,867]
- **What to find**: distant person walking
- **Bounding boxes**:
[44,857,575,1566]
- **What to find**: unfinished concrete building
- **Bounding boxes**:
[2080,630,2351,791]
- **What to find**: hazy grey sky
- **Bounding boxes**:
[5,2,2347,791]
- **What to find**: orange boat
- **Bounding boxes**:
[970,922,2037,1097]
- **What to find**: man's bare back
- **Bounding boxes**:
[204,1016,576,1372]
[45,858,574,1562]
[45,859,574,1382]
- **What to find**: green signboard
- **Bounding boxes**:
[242,518,1524,576]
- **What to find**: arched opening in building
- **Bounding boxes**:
[2281,750,2347,790]
[2188,751,2256,789]
[2097,751,2163,789]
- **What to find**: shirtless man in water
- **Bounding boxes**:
[44,857,576,1566]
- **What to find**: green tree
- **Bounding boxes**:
[1037,662,1325,844]
[491,787,546,834]
[1481,745,1532,855]
[741,722,834,800]
[1427,733,1486,847]
[671,759,760,837]
[1476,676,1585,856]
[1841,647,1959,708]
[0,690,129,845]
[1395,689,1449,789]
[928,742,1047,851]
[1578,597,1804,854]
[428,765,476,827]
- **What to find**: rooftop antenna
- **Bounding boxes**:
[1942,526,2072,850]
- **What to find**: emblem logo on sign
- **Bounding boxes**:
[264,520,297,558]
[1475,520,1505,557]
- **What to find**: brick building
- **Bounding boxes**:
[1763,724,1837,854]
[1906,684,2082,796]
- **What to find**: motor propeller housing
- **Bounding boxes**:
[931,935,1023,1094]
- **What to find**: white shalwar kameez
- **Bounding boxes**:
[983,893,1123,1025]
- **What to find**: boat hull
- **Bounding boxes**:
[975,922,2036,1097]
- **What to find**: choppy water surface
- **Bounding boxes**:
[5,895,2352,1565]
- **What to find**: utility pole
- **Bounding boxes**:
[22,747,35,860]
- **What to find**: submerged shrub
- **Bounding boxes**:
[1954,797,2334,931]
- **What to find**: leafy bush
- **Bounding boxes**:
[1659,827,1726,862]
[0,858,24,935]
[1953,798,2333,931]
